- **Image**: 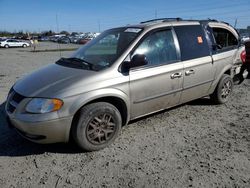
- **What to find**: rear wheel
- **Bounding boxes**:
[210,74,233,104]
[4,44,9,48]
[72,102,122,151]
[22,44,27,48]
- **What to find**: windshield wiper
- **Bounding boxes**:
[58,57,93,70]
[66,57,93,69]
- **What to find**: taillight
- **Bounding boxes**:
[240,50,246,64]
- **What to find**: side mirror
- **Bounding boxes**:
[121,54,148,72]
[131,54,148,68]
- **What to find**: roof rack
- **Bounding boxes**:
[140,18,182,24]
[207,18,219,22]
[140,18,230,26]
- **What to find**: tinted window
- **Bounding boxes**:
[212,27,238,49]
[133,29,178,66]
[174,25,210,61]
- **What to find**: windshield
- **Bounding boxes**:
[70,27,142,70]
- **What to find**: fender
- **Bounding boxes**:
[61,88,130,123]
[208,64,232,94]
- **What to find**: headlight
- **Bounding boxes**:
[26,98,63,114]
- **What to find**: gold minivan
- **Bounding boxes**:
[5,18,244,151]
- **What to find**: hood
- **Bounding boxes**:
[13,63,98,98]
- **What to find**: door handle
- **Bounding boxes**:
[171,72,182,79]
[185,69,195,76]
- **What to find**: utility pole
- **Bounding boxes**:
[68,25,71,33]
[98,20,101,32]
[234,18,238,28]
[155,9,158,19]
[56,14,60,33]
[56,14,61,57]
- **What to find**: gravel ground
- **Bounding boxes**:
[0,42,250,188]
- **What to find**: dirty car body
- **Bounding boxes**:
[5,18,244,151]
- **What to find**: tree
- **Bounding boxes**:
[42,30,55,36]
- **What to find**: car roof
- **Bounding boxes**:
[119,18,233,30]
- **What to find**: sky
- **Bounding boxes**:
[0,0,249,33]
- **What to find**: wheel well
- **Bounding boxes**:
[71,96,128,129]
[224,69,231,76]
[87,97,128,126]
[69,96,128,142]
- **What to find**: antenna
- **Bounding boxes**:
[56,13,62,57]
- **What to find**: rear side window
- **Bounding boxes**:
[174,25,210,61]
[212,27,238,49]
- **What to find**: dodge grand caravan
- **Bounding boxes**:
[5,18,245,151]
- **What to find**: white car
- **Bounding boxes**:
[0,39,30,48]
[240,33,250,43]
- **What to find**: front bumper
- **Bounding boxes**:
[5,89,74,144]
[6,114,73,144]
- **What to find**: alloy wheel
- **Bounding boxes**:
[221,80,232,99]
[86,113,116,145]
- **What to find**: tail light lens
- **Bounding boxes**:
[240,50,246,64]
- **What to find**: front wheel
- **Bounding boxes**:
[72,102,122,151]
[22,44,27,48]
[4,44,9,48]
[210,74,233,104]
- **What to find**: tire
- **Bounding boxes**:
[22,44,27,48]
[210,74,233,104]
[4,44,9,48]
[72,102,122,151]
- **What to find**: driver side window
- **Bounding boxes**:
[133,29,178,66]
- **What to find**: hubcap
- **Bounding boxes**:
[86,113,115,145]
[221,80,232,99]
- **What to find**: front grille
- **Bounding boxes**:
[7,103,16,113]
[12,92,25,103]
[7,90,26,113]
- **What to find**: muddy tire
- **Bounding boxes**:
[210,74,233,104]
[72,102,122,151]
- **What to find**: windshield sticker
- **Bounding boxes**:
[125,28,142,33]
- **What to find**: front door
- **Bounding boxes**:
[128,28,183,119]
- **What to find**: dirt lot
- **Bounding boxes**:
[0,42,250,188]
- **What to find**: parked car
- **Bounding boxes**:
[49,35,66,42]
[0,39,30,48]
[38,36,50,41]
[57,36,71,44]
[77,36,94,44]
[240,33,250,43]
[0,37,6,41]
[68,35,81,43]
[5,18,244,151]
[76,32,100,45]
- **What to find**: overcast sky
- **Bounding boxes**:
[0,0,249,33]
